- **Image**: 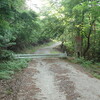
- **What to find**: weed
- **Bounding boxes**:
[0,41,54,79]
[0,59,29,79]
[70,57,100,79]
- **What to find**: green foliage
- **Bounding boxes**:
[58,0,100,60]
[0,0,54,80]
[37,0,100,61]
[0,0,100,79]
[93,73,100,79]
[0,0,51,59]
[0,50,13,60]
[72,57,92,67]
[40,15,65,39]
[71,57,100,79]
[0,71,14,79]
[0,59,28,79]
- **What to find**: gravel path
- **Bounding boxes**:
[17,42,100,100]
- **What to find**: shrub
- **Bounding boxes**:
[0,50,14,60]
[0,59,28,79]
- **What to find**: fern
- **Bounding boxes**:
[0,59,28,79]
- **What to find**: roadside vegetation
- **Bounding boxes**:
[0,0,100,79]
[67,57,100,79]
[39,0,100,79]
[0,0,54,79]
[0,59,28,79]
[0,41,54,79]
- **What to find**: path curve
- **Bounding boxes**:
[17,42,100,100]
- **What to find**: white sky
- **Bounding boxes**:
[26,0,48,12]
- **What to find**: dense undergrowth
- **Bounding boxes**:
[0,59,29,79]
[0,0,100,80]
[0,0,54,79]
[68,57,100,79]
[0,41,54,79]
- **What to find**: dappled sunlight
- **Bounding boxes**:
[25,0,48,12]
[0,0,100,100]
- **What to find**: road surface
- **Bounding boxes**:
[17,42,100,100]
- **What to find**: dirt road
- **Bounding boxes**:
[17,42,100,100]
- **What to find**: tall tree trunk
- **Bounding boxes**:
[83,20,95,57]
[81,11,85,57]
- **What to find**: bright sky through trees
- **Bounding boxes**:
[25,0,48,12]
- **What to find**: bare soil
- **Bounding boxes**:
[0,42,100,100]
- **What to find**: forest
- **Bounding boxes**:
[0,0,100,79]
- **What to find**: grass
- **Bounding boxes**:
[0,41,55,79]
[69,57,100,79]
[0,59,29,79]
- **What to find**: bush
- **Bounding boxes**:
[0,50,14,60]
[71,57,100,79]
[0,59,29,79]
